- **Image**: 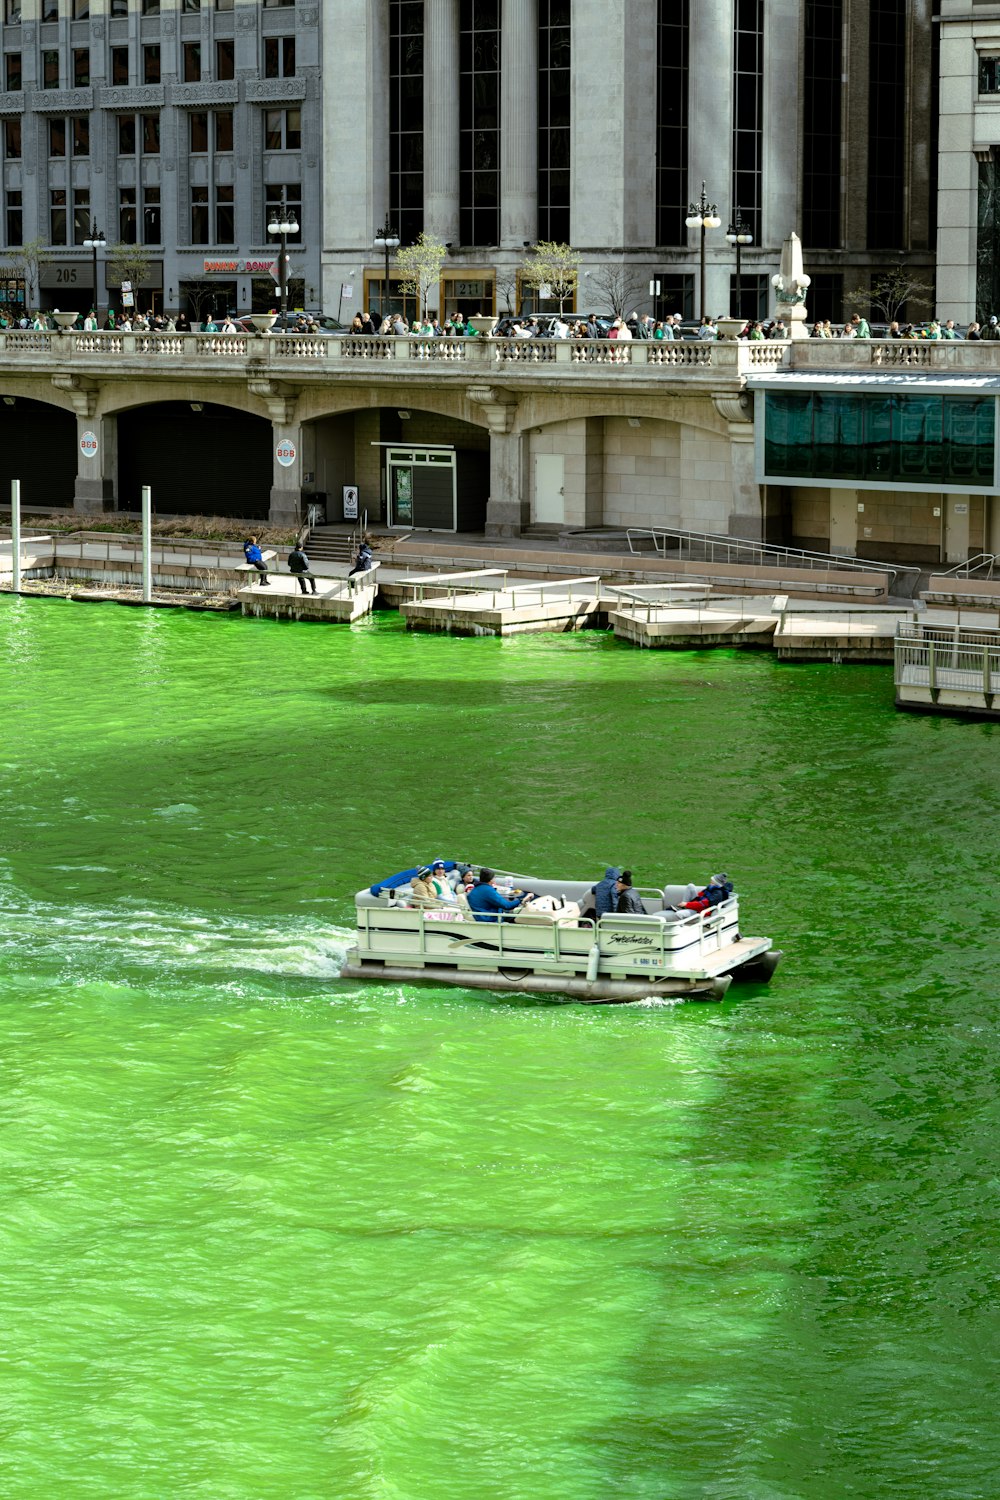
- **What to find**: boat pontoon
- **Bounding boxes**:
[342,865,781,1003]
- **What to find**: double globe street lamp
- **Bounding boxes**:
[267,193,300,323]
[685,182,721,323]
[374,219,400,320]
[83,218,106,325]
[726,210,753,322]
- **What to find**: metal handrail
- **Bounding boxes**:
[940,553,997,579]
[626,525,920,586]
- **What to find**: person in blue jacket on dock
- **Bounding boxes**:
[243,536,269,586]
[466,868,535,923]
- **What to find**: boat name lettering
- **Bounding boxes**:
[605,934,656,948]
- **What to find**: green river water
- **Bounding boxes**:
[0,597,997,1499]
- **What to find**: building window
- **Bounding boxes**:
[214,0,233,10]
[119,115,136,154]
[120,187,136,243]
[868,0,906,248]
[807,272,843,324]
[389,0,423,244]
[6,189,21,245]
[729,273,768,321]
[43,50,59,89]
[142,113,159,154]
[656,0,689,246]
[72,116,89,155]
[143,185,160,244]
[3,118,20,160]
[5,53,20,91]
[5,0,21,24]
[190,112,209,152]
[74,0,90,16]
[216,109,233,151]
[191,185,209,244]
[979,55,1000,93]
[111,47,128,85]
[49,119,65,158]
[182,0,201,11]
[265,183,302,244]
[538,0,570,243]
[143,45,160,85]
[216,184,234,243]
[183,43,201,82]
[41,0,56,17]
[732,0,763,243]
[216,38,234,79]
[110,0,127,14]
[459,0,500,247]
[264,108,301,149]
[652,273,694,321]
[51,190,67,246]
[264,36,296,77]
[73,47,90,87]
[73,189,90,246]
[263,0,294,7]
[142,0,160,13]
[803,0,842,248]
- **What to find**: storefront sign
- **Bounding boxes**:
[80,430,98,460]
[275,437,296,468]
[245,260,277,275]
[446,280,486,298]
[201,259,279,275]
[203,260,239,274]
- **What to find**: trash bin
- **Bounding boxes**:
[306,495,327,527]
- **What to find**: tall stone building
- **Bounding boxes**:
[322,0,937,327]
[0,0,321,320]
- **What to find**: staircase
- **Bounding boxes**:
[304,526,358,563]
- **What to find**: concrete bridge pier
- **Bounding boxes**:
[73,413,117,516]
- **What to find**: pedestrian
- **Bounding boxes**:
[287,541,317,595]
[348,537,374,578]
[243,535,269,586]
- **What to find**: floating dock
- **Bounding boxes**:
[237,567,379,623]
[895,619,1000,717]
[398,570,605,635]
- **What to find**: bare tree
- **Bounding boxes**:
[844,266,934,325]
[395,232,448,320]
[106,243,152,313]
[522,241,580,314]
[587,261,648,320]
[495,269,519,316]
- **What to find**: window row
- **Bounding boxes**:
[3,107,301,158]
[3,0,293,17]
[9,36,293,88]
[0,181,302,249]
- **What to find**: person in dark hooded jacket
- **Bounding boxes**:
[591,866,622,917]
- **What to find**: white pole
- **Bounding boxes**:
[10,478,20,593]
[141,484,152,602]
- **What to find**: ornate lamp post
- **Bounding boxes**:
[267,191,300,324]
[82,218,106,324]
[726,210,753,320]
[685,182,722,322]
[373,219,400,319]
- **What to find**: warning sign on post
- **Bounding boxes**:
[275,437,297,468]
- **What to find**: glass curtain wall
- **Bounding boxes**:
[389,0,424,246]
[655,0,689,247]
[732,0,763,242]
[537,0,570,243]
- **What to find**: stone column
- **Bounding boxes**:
[73,412,116,515]
[268,420,305,527]
[763,0,802,257]
[485,430,527,536]
[501,0,538,250]
[688,0,735,317]
[323,0,390,288]
[424,0,461,243]
[714,397,762,539]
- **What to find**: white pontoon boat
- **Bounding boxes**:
[342,866,781,1003]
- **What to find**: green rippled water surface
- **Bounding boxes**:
[1,597,998,1499]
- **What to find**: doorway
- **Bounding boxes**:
[533,453,565,525]
[829,490,857,554]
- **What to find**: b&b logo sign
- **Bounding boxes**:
[275,438,297,468]
[80,430,99,459]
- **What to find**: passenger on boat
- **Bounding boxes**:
[680,873,733,911]
[466,868,535,922]
[429,861,457,902]
[615,872,646,915]
[411,867,437,901]
[591,867,623,918]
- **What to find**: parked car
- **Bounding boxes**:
[234,312,345,335]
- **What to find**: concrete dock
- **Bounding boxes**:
[397,571,605,635]
[236,568,379,623]
[895,618,1000,717]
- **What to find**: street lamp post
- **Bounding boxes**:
[266,191,300,324]
[685,181,722,322]
[726,210,753,321]
[373,219,400,319]
[82,218,106,325]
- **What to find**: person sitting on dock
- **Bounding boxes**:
[466,868,535,923]
[288,542,318,595]
[348,538,374,578]
[243,536,269,586]
[591,867,622,917]
[615,871,646,915]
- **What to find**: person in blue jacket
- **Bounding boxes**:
[466,868,535,923]
[591,867,622,917]
[243,536,269,586]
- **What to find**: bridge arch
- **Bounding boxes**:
[117,400,272,518]
[0,395,77,509]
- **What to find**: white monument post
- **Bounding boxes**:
[772,231,811,340]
